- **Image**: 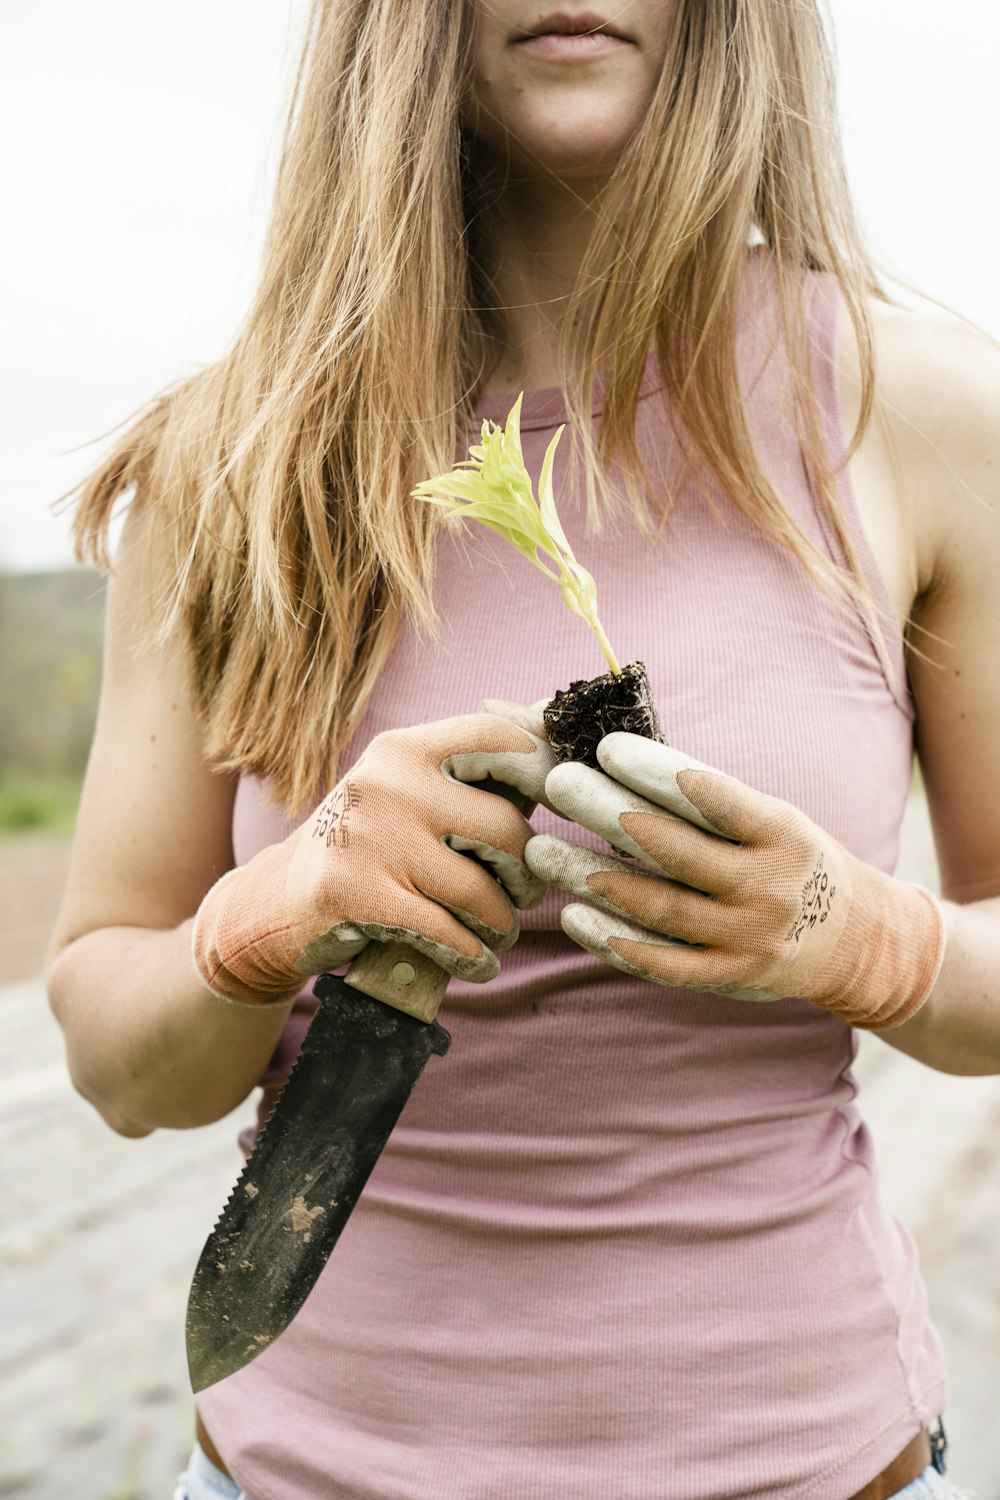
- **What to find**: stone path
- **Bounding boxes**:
[2,794,999,1499]
[0,978,244,1498]
[0,834,73,987]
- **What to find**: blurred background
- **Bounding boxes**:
[1,2,999,1496]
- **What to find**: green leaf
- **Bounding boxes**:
[412,394,620,674]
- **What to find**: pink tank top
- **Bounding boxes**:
[198,265,946,1499]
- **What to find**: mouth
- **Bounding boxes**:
[514,10,630,44]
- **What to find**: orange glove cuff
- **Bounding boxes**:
[815,876,946,1031]
[192,847,310,1007]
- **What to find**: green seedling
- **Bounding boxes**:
[412,394,621,676]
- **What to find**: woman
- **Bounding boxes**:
[48,2,999,1497]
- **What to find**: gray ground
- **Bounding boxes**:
[2,793,998,1499]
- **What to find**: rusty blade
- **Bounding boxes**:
[185,974,450,1392]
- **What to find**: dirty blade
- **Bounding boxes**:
[185,974,450,1392]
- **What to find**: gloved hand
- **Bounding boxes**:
[193,714,552,1006]
[526,733,946,1030]
[478,697,562,814]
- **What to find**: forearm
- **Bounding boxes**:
[876,894,1000,1075]
[47,921,294,1135]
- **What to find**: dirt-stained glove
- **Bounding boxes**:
[526,733,946,1030]
[478,697,562,815]
[193,714,551,1006]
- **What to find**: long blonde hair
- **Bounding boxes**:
[72,0,882,812]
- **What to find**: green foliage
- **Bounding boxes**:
[0,569,105,831]
[412,394,621,674]
[0,771,81,834]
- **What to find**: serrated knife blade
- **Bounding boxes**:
[185,967,450,1392]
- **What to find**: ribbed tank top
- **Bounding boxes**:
[199,265,946,1499]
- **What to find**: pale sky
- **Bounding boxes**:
[2,1,998,571]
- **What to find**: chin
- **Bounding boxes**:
[507,118,639,179]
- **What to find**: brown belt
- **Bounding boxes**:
[196,1414,233,1478]
[196,1414,931,1496]
[848,1428,933,1500]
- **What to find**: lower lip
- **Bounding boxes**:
[515,32,628,62]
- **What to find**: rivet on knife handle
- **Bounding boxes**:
[343,940,448,1022]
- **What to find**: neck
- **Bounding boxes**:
[474,164,617,394]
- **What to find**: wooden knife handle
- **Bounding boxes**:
[342,780,532,1024]
[342,940,448,1024]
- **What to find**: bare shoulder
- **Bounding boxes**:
[847,296,1000,594]
[866,294,1000,418]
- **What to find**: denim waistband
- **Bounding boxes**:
[173,1445,965,1500]
[174,1443,247,1500]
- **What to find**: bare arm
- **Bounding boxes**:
[848,303,1000,1074]
[47,507,551,1135]
[46,509,295,1135]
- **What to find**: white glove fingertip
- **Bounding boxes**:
[479,698,549,740]
[544,761,622,831]
[525,833,632,904]
[559,902,656,983]
[445,835,548,910]
[420,933,501,985]
[560,903,709,989]
[509,870,549,910]
[439,892,521,954]
[525,832,590,888]
[596,734,723,833]
[446,745,557,810]
[448,947,502,984]
[560,898,613,947]
[542,765,660,865]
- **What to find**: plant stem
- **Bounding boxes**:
[594,621,621,676]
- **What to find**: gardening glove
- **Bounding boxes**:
[193,714,550,1006]
[478,697,562,815]
[526,733,946,1030]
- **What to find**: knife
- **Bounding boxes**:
[185,942,451,1392]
